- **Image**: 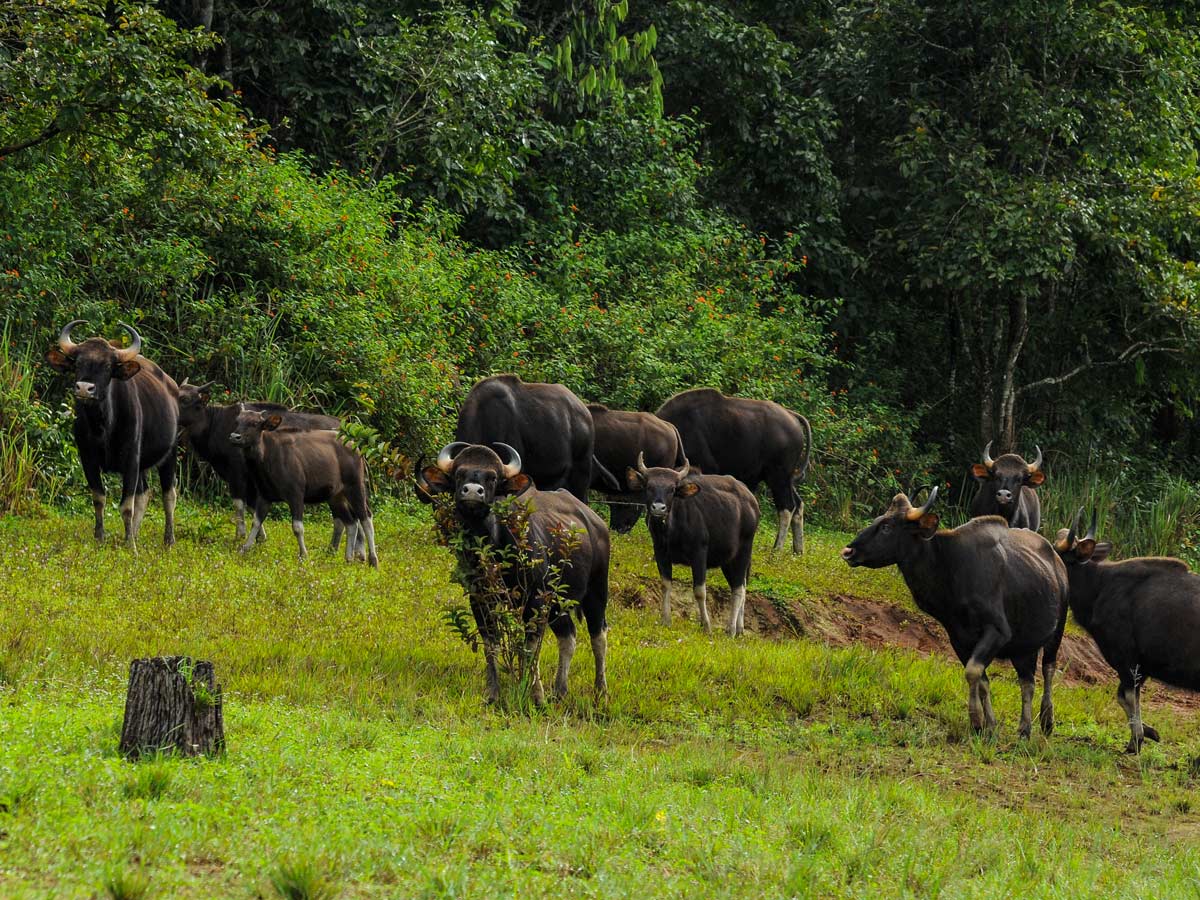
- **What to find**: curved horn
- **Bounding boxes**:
[981,441,996,471]
[636,451,650,476]
[115,322,141,361]
[675,456,690,479]
[180,377,190,387]
[494,442,522,479]
[57,319,86,354]
[1065,506,1085,549]
[436,441,470,473]
[1085,508,1098,543]
[905,485,939,522]
[198,380,217,392]
[1027,445,1044,474]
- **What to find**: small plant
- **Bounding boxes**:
[122,759,173,801]
[177,657,216,709]
[269,854,339,900]
[102,863,151,900]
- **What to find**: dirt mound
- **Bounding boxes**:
[618,576,1200,707]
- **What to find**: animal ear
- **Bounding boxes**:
[915,512,939,539]
[1026,470,1046,487]
[500,472,533,496]
[970,464,989,480]
[46,348,73,371]
[625,468,646,491]
[418,466,452,495]
[264,414,283,430]
[1074,538,1097,561]
[113,359,141,380]
[677,481,701,497]
[1091,541,1113,562]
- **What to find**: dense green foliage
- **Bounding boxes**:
[3,0,1200,524]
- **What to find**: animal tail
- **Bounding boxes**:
[791,412,812,506]
[592,456,621,491]
[671,423,687,468]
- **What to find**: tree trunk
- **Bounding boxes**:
[119,657,225,760]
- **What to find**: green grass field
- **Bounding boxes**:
[3,503,1200,898]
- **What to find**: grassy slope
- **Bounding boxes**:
[2,506,1200,898]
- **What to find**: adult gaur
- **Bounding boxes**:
[842,488,1068,738]
[969,442,1045,530]
[416,442,610,705]
[1054,510,1200,752]
[656,388,811,553]
[455,375,617,504]
[588,404,685,533]
[46,321,179,549]
[626,454,760,636]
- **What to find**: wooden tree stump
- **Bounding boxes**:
[118,656,225,760]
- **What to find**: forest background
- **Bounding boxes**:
[4,0,1200,538]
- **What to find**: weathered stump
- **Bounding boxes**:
[118,656,225,760]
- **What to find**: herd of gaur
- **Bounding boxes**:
[43,321,1200,752]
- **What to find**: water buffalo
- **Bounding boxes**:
[969,442,1045,530]
[416,442,610,704]
[176,381,340,542]
[1054,510,1200,752]
[229,409,377,567]
[588,404,685,533]
[842,488,1068,738]
[46,321,179,550]
[626,454,759,636]
[656,388,811,553]
[455,375,617,504]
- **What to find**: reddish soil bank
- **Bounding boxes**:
[616,576,1200,711]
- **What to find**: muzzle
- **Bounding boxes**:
[458,482,487,505]
[840,546,858,566]
[74,381,98,402]
[996,489,1013,506]
[229,431,244,445]
[648,501,668,519]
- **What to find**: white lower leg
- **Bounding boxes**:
[331,518,345,553]
[554,632,577,698]
[361,517,378,568]
[292,518,307,560]
[660,577,672,626]
[773,509,793,551]
[234,499,247,539]
[965,661,985,732]
[240,513,265,553]
[792,500,805,554]
[694,583,711,632]
[483,639,500,704]
[729,584,747,637]
[1018,679,1034,738]
[120,495,136,548]
[591,630,608,697]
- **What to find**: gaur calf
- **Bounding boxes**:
[176,380,340,543]
[1055,510,1200,752]
[229,409,377,567]
[588,404,685,533]
[625,454,760,637]
[46,321,179,550]
[416,442,610,705]
[969,442,1045,530]
[842,488,1068,738]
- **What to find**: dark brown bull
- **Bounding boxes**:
[455,375,617,503]
[416,442,610,705]
[229,409,377,567]
[626,454,759,636]
[176,381,342,544]
[656,388,811,553]
[969,442,1045,530]
[46,321,179,550]
[842,488,1068,738]
[1054,510,1200,752]
[588,404,685,533]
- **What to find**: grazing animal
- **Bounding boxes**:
[969,442,1045,530]
[229,409,377,567]
[625,454,760,636]
[176,381,340,542]
[455,375,617,503]
[841,488,1068,738]
[1054,510,1200,752]
[415,442,610,704]
[46,321,180,550]
[656,388,812,553]
[588,404,685,533]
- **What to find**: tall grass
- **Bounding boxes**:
[0,323,69,512]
